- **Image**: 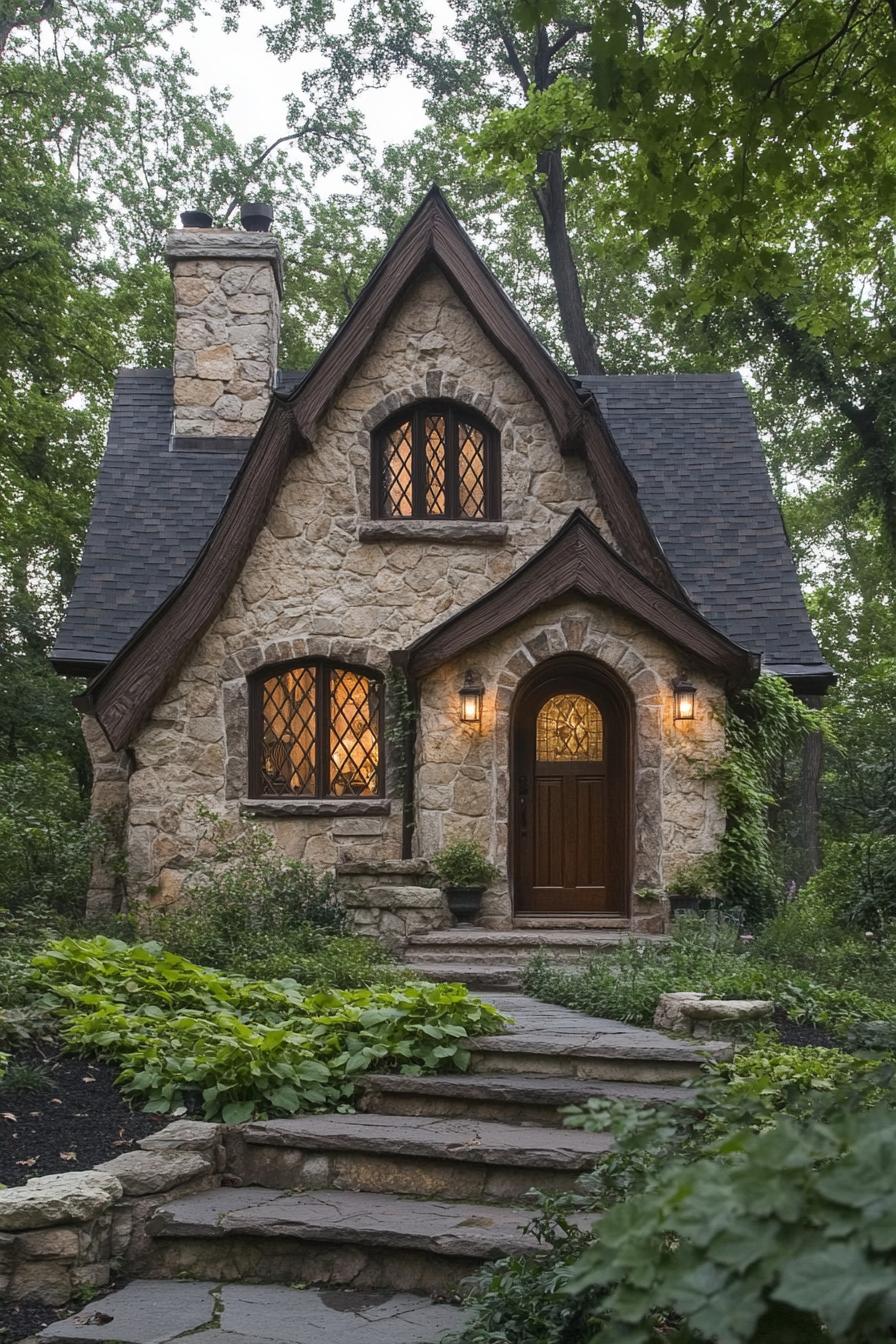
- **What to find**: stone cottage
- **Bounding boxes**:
[53,188,833,934]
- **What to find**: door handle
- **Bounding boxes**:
[519,790,528,836]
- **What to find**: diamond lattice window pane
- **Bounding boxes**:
[457,422,486,518]
[261,666,317,794]
[383,421,414,517]
[329,668,381,797]
[424,415,447,515]
[536,694,604,762]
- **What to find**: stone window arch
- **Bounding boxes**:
[372,401,500,521]
[248,659,384,799]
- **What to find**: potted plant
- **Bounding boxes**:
[431,839,499,925]
[666,856,721,919]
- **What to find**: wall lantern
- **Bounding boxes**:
[672,675,697,722]
[459,669,484,726]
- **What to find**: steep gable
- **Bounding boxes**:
[75,190,687,750]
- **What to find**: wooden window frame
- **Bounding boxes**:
[371,400,501,521]
[248,658,385,800]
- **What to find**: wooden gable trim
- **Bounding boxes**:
[83,400,304,750]
[83,189,695,751]
[286,187,682,598]
[398,511,759,685]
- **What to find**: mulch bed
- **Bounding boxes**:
[772,1009,839,1049]
[1,1048,169,1341]
[0,1047,168,1189]
[1,1296,69,1342]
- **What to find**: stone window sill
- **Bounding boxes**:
[240,798,392,818]
[358,521,508,544]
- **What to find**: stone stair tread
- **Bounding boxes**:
[241,1113,613,1168]
[404,960,522,981]
[405,930,665,948]
[356,1071,692,1107]
[150,1186,592,1259]
[471,1029,729,1062]
[37,1278,467,1343]
[472,992,732,1062]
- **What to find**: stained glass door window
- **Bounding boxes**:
[536,694,604,762]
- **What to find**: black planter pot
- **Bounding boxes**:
[241,201,274,232]
[180,210,213,228]
[444,885,485,924]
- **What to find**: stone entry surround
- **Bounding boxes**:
[30,955,731,1344]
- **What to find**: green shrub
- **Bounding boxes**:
[523,915,895,1028]
[430,839,500,887]
[32,936,507,1122]
[843,1018,896,1055]
[148,810,398,987]
[0,755,95,917]
[802,835,896,932]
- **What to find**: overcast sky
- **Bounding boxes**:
[178,1,442,158]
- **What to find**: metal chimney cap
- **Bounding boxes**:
[179,209,213,229]
[240,201,274,232]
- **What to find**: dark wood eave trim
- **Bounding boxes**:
[81,398,305,750]
[396,510,760,687]
[282,186,683,600]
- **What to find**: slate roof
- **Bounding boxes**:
[52,367,832,684]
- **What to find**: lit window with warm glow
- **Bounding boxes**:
[536,694,604,762]
[375,402,498,520]
[251,661,382,798]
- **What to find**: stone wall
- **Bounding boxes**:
[114,261,727,924]
[0,1122,223,1306]
[165,228,282,439]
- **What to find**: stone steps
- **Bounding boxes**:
[404,960,523,990]
[356,1071,693,1126]
[469,992,732,1085]
[145,1186,592,1296]
[228,1113,613,1203]
[403,929,665,969]
[36,1277,468,1343]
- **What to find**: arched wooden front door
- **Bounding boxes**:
[512,657,630,915]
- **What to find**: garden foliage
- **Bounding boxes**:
[31,937,506,1123]
[523,916,894,1031]
[148,811,400,988]
[567,1106,896,1343]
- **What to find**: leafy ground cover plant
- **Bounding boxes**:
[523,914,896,1030]
[567,1105,896,1343]
[31,937,506,1123]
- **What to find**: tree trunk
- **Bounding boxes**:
[800,695,824,879]
[533,147,605,376]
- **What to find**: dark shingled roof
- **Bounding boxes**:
[52,367,831,683]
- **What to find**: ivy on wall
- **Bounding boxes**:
[714,675,822,924]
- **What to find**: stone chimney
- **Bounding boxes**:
[164,227,283,441]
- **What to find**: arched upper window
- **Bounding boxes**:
[249,660,383,799]
[372,402,499,521]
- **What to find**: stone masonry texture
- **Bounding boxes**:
[165,228,282,439]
